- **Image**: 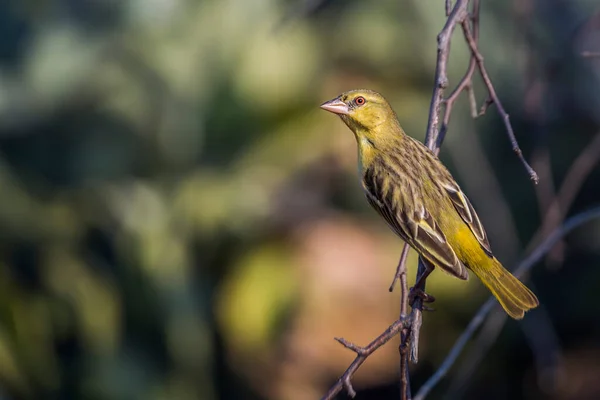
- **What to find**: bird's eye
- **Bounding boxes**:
[355,96,366,106]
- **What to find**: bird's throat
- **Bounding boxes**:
[357,134,378,173]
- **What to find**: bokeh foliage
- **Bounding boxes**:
[0,0,599,399]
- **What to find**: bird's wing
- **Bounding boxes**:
[363,169,468,280]
[442,182,492,257]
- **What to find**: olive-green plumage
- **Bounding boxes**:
[320,89,539,319]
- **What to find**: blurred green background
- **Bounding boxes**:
[0,0,599,399]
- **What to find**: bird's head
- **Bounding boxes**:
[320,89,399,138]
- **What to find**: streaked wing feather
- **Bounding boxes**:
[443,183,492,256]
[364,184,412,242]
[407,204,468,280]
[363,166,468,280]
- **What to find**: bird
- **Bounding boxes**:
[320,89,539,319]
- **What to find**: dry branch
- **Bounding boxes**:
[320,318,411,399]
[439,0,480,143]
[461,22,539,184]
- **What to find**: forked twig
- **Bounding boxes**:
[425,0,470,150]
[321,318,412,399]
[389,244,411,294]
[439,0,480,143]
[461,23,539,184]
[389,243,411,400]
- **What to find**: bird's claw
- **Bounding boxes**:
[408,286,436,305]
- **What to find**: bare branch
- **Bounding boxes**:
[389,244,411,296]
[439,0,480,144]
[321,317,411,400]
[398,244,412,399]
[461,23,539,184]
[424,0,470,150]
[413,206,600,400]
[321,243,415,400]
[400,330,411,400]
[389,244,411,400]
[409,294,424,363]
[478,97,493,116]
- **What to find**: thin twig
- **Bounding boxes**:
[400,246,411,399]
[477,97,493,116]
[400,250,409,318]
[400,321,412,400]
[400,338,411,400]
[320,317,411,400]
[441,0,480,128]
[389,243,411,400]
[461,23,539,184]
[389,244,411,295]
[399,249,411,399]
[424,0,470,150]
[413,206,600,400]
[408,283,424,363]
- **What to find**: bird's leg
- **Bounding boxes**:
[408,262,436,305]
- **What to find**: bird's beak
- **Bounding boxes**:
[320,98,349,115]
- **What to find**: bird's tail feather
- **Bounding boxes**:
[470,257,539,319]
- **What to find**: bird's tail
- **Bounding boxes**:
[470,257,539,319]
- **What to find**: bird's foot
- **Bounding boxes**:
[408,286,436,307]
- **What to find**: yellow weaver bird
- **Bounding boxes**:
[320,89,539,319]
